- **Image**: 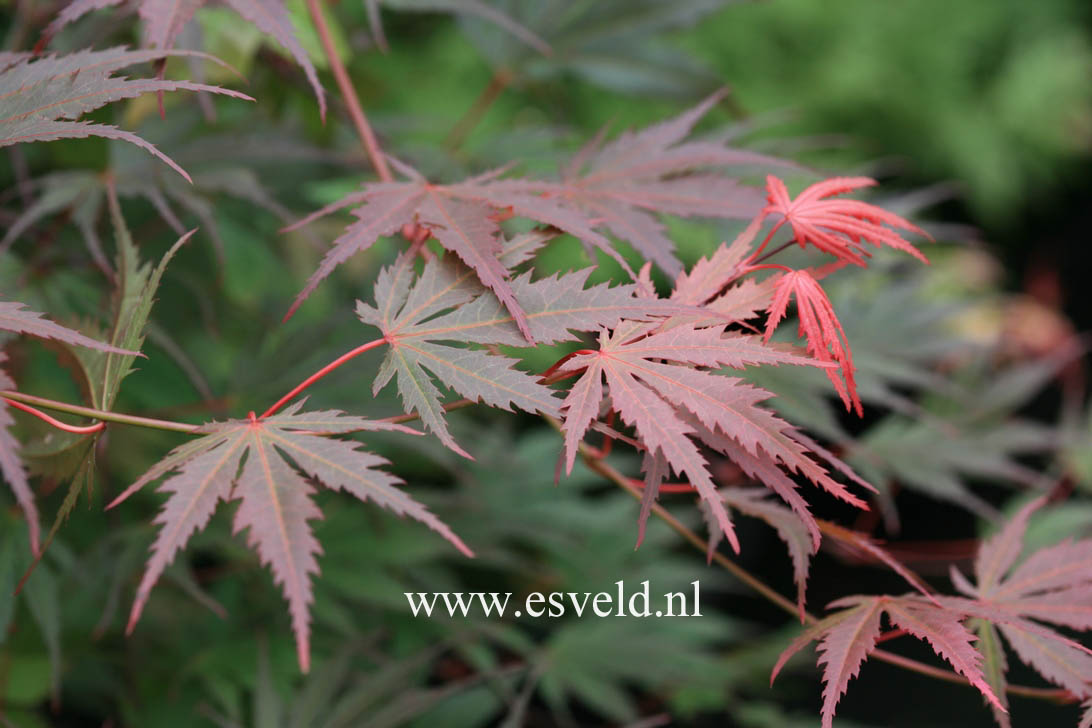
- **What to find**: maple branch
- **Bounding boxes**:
[545,415,1075,704]
[747,219,786,260]
[0,390,197,433]
[628,477,697,494]
[749,240,794,265]
[261,337,388,419]
[869,648,1070,701]
[540,349,597,380]
[3,337,467,441]
[543,416,802,618]
[2,396,105,434]
[378,398,475,425]
[305,0,392,182]
[445,68,514,151]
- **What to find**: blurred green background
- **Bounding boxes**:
[1,1,1091,726]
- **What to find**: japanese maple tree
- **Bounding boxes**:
[0,2,1087,727]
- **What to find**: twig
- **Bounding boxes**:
[305,0,392,182]
[445,68,514,151]
[750,240,794,265]
[0,390,197,433]
[378,398,475,424]
[540,414,802,618]
[542,414,1073,703]
[2,396,105,434]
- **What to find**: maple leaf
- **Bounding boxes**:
[2,196,187,554]
[721,487,816,617]
[944,496,1092,709]
[286,94,786,329]
[109,403,468,672]
[0,295,141,553]
[772,595,1003,728]
[0,355,36,553]
[650,218,781,337]
[481,90,784,276]
[0,124,326,262]
[556,323,864,551]
[763,175,931,266]
[765,269,862,416]
[679,411,871,568]
[356,237,689,456]
[670,215,764,307]
[288,170,554,340]
[850,411,1055,524]
[67,190,195,413]
[750,266,1064,526]
[455,0,736,99]
[0,300,141,356]
[43,0,325,117]
[0,47,252,181]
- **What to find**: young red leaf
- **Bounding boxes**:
[108,404,469,672]
[763,175,931,266]
[765,269,862,416]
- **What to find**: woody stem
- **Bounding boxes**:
[306,0,392,182]
[445,68,514,151]
[0,390,196,433]
[545,415,1072,703]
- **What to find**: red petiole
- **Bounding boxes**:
[2,396,106,434]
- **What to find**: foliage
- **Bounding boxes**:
[682,0,1092,225]
[0,2,1088,727]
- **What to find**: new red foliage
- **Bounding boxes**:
[761,175,931,266]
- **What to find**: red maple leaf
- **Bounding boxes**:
[762,176,931,266]
[764,269,862,416]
